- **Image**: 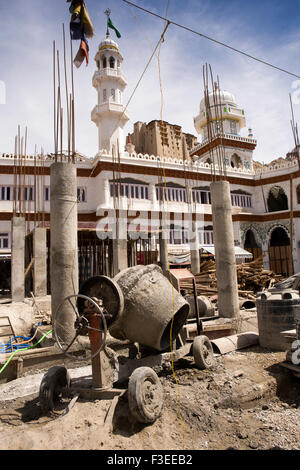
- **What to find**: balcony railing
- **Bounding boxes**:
[198,230,214,246]
[92,69,127,85]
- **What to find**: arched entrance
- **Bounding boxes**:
[268,227,292,276]
[244,229,262,260]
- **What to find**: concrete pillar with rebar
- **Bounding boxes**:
[33,227,47,297]
[190,220,201,275]
[211,180,239,319]
[50,162,78,343]
[11,216,25,302]
[112,211,128,276]
[159,229,169,275]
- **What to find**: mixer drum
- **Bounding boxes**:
[110,264,190,351]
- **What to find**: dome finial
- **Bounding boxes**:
[104,8,111,38]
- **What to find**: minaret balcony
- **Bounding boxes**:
[92,69,127,88]
[190,132,257,157]
[91,103,130,123]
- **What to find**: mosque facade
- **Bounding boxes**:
[0,32,299,281]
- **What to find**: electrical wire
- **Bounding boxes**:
[0,329,53,376]
[122,0,300,80]
[156,9,186,449]
[0,336,32,353]
[0,323,41,353]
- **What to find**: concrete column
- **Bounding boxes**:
[33,227,47,297]
[11,216,25,302]
[151,233,156,252]
[103,179,110,207]
[159,229,169,275]
[190,220,200,275]
[112,211,128,276]
[262,242,269,270]
[50,162,78,344]
[190,248,200,275]
[149,183,157,208]
[211,181,239,319]
[112,239,128,275]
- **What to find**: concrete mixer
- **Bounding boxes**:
[39,265,215,424]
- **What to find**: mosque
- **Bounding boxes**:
[0,29,299,291]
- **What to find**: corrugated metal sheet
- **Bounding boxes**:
[201,245,253,259]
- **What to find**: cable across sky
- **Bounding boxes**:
[122,0,300,80]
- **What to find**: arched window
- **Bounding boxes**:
[230,153,242,168]
[111,89,115,101]
[267,186,288,212]
[103,89,107,102]
[102,56,107,68]
[109,56,115,68]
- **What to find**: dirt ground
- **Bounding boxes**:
[0,344,299,451]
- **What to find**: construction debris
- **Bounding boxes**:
[180,257,284,300]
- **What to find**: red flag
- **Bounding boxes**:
[74,38,89,68]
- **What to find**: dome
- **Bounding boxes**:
[99,36,119,52]
[199,89,237,113]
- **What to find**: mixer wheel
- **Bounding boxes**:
[39,366,71,413]
[128,367,163,424]
[193,335,215,370]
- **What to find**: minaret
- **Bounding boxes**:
[194,85,246,141]
[91,15,129,155]
[190,85,256,168]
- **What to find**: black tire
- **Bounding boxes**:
[128,367,163,424]
[39,366,71,413]
[193,335,215,370]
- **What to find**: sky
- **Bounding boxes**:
[1,0,300,163]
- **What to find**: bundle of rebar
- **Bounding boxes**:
[202,63,227,181]
[53,24,76,163]
[13,126,46,231]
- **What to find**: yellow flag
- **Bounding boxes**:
[71,2,94,39]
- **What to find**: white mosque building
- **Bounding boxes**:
[0,30,299,286]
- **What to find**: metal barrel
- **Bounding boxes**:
[185,294,215,318]
[256,288,300,351]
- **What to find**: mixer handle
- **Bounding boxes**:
[53,294,108,360]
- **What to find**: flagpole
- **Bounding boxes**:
[104,8,111,37]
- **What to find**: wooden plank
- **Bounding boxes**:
[280,361,300,373]
[24,257,35,279]
[0,327,14,336]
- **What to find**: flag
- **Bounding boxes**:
[68,0,95,40]
[107,17,121,39]
[74,35,89,68]
[67,0,94,68]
